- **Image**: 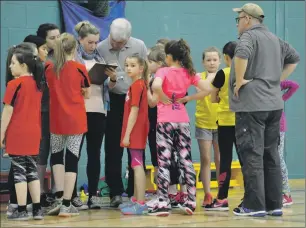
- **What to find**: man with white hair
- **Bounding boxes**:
[97,18,147,207]
[230,3,300,217]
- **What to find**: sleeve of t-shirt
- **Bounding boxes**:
[190,74,201,86]
[130,82,144,107]
[235,32,254,59]
[77,64,91,88]
[212,69,225,89]
[279,38,300,65]
[155,68,166,81]
[3,80,21,107]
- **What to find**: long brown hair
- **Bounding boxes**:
[53,33,77,77]
[165,39,196,76]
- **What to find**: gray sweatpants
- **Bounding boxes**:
[235,110,282,211]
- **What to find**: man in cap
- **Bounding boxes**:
[229,3,300,216]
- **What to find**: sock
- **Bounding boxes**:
[33,203,41,211]
[180,185,187,194]
[62,199,71,207]
[131,196,137,202]
[55,191,63,199]
[137,200,145,205]
[18,205,26,212]
[168,185,178,195]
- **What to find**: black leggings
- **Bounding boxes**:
[217,126,243,199]
[72,112,106,198]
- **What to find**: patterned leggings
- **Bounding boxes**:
[156,122,196,207]
[11,156,39,184]
[278,132,290,194]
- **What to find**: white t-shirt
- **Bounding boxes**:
[84,59,106,114]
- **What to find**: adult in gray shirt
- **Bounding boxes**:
[229,3,300,216]
[97,18,147,207]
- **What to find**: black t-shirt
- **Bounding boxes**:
[212,69,226,89]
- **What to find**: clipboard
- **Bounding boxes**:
[88,63,118,85]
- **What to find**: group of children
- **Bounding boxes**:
[1,26,299,220]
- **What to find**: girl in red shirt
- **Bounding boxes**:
[119,55,149,215]
[0,43,44,220]
[45,33,91,217]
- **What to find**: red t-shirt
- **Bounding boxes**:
[121,79,149,149]
[3,76,42,156]
[45,60,90,135]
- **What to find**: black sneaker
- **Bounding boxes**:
[33,208,44,220]
[88,196,102,209]
[41,193,54,207]
[7,210,29,221]
[178,202,195,215]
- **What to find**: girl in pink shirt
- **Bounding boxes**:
[147,39,212,216]
[279,79,299,206]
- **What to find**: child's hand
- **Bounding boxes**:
[177,96,190,104]
[0,138,5,149]
[122,135,130,147]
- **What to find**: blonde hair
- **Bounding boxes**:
[74,21,100,39]
[126,55,149,85]
[53,33,77,77]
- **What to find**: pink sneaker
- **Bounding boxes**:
[283,194,293,206]
[169,193,180,208]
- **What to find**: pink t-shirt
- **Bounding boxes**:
[155,67,200,123]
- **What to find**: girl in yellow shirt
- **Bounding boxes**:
[195,47,221,207]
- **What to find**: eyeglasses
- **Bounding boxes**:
[235,16,247,24]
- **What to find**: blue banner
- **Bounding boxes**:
[59,0,126,41]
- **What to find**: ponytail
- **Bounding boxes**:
[142,59,149,85]
[53,33,77,77]
[32,58,44,91]
[177,39,196,76]
[165,39,196,76]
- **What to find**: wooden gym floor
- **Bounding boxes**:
[0,179,305,227]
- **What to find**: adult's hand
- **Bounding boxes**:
[105,67,117,81]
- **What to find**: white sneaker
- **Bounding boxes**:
[72,197,88,210]
[6,204,32,217]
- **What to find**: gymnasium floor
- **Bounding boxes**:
[1,179,305,227]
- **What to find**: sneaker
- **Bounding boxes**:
[233,206,266,217]
[26,204,33,217]
[72,196,89,210]
[204,199,229,211]
[110,195,122,208]
[7,210,29,221]
[46,198,62,216]
[178,202,195,215]
[148,201,171,217]
[267,209,283,216]
[119,197,136,209]
[283,194,293,207]
[121,202,148,215]
[178,192,188,205]
[58,204,79,217]
[202,193,213,207]
[88,196,102,209]
[33,208,44,220]
[169,193,180,208]
[41,193,55,207]
[6,204,18,216]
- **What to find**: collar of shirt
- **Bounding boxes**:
[238,24,268,39]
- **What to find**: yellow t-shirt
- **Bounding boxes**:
[216,67,235,126]
[195,72,218,129]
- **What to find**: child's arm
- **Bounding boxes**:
[152,77,172,104]
[0,105,13,148]
[281,80,300,101]
[147,90,159,108]
[78,65,91,99]
[211,69,226,103]
[123,106,139,143]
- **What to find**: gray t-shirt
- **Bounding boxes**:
[229,24,300,112]
[96,37,147,95]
